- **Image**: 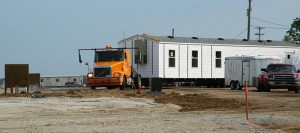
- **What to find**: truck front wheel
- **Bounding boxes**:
[119,77,126,90]
[263,81,270,92]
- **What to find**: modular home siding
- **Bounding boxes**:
[119,36,160,78]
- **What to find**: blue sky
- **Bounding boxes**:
[0,0,299,77]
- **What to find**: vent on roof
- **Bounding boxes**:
[242,39,248,41]
[258,40,263,42]
[218,38,224,40]
[267,40,272,42]
[168,36,174,38]
[192,37,198,39]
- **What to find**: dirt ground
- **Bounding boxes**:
[0,87,299,132]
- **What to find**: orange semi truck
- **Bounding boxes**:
[78,45,141,90]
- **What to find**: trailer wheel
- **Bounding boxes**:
[235,81,242,90]
[119,76,126,90]
[230,81,235,90]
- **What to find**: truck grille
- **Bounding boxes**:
[94,67,111,77]
[273,74,295,80]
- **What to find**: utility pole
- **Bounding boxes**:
[255,26,265,41]
[247,0,252,40]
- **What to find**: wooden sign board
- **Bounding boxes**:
[5,64,29,88]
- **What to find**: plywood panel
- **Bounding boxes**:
[5,64,29,88]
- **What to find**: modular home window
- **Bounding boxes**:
[169,50,175,67]
[216,51,222,68]
[41,79,44,82]
[287,54,290,59]
[192,51,198,68]
[56,79,59,82]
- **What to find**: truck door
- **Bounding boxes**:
[242,61,250,86]
[123,52,131,76]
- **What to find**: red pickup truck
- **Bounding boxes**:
[257,64,300,93]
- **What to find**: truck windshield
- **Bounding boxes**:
[95,51,124,61]
[268,65,295,72]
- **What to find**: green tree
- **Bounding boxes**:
[285,17,300,44]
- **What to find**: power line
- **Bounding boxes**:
[264,26,289,30]
[251,25,289,30]
[233,27,247,39]
[251,17,289,27]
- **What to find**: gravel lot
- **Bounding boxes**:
[0,87,299,132]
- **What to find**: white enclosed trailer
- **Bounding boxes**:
[224,55,282,90]
[118,34,300,87]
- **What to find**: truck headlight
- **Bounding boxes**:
[87,73,93,78]
[294,73,299,78]
[114,72,121,77]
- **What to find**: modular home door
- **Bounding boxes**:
[242,61,250,85]
[285,52,293,64]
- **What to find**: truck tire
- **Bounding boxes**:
[263,81,270,92]
[119,77,126,90]
[230,81,235,90]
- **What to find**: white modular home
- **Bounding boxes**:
[118,34,300,87]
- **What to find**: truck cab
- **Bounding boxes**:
[258,64,300,93]
[78,45,142,90]
[85,46,133,90]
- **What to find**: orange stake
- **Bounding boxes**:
[245,81,249,120]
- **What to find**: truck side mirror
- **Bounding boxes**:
[261,68,267,72]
